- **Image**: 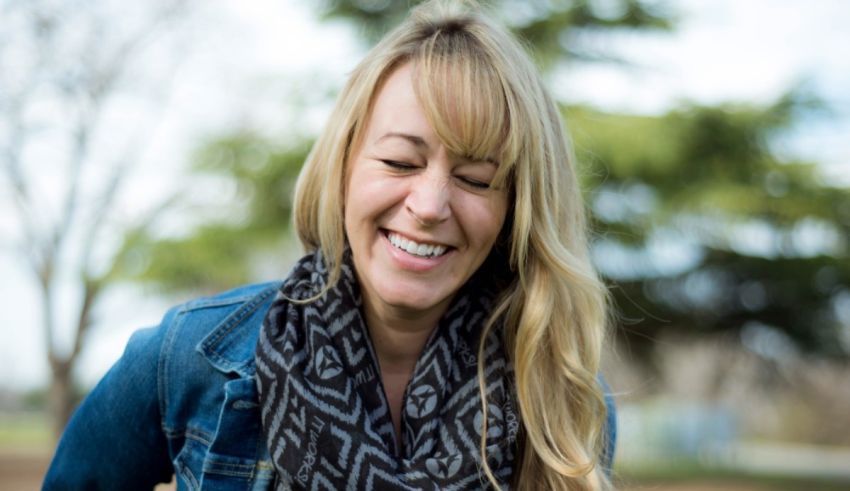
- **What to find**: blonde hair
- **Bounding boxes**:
[292,1,612,489]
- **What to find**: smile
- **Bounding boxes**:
[386,231,449,258]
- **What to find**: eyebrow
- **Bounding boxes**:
[375,132,428,148]
[375,131,499,166]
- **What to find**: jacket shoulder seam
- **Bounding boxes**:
[175,282,282,313]
[198,286,278,358]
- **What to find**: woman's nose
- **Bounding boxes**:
[405,173,451,226]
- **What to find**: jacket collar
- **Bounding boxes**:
[196,283,281,378]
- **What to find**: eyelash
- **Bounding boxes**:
[381,160,416,170]
[380,160,491,190]
[459,177,490,189]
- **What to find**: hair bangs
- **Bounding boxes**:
[411,29,518,188]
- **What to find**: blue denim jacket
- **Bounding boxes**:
[44,282,616,490]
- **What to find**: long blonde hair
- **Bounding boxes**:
[292,1,612,489]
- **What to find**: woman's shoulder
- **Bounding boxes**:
[44,282,283,488]
[150,281,282,451]
[112,280,284,429]
[153,281,283,374]
[174,281,282,317]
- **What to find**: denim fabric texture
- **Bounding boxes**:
[43,282,616,490]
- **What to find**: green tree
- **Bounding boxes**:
[567,94,849,359]
[118,136,311,294]
[120,0,675,293]
[320,0,672,66]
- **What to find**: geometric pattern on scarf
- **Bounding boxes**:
[255,250,519,490]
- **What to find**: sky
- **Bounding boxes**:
[1,0,848,392]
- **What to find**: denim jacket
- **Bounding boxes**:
[44,282,616,490]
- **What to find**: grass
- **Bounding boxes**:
[0,411,53,452]
[616,460,850,491]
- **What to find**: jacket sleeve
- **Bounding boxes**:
[601,376,617,475]
[43,311,177,490]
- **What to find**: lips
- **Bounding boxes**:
[385,230,450,258]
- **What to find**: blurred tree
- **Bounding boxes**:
[124,0,676,293]
[567,94,850,359]
[118,136,310,293]
[0,0,193,437]
[319,0,673,66]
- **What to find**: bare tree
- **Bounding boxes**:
[0,0,192,437]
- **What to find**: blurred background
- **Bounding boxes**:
[1,0,848,489]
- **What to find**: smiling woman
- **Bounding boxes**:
[343,63,510,441]
[345,63,508,320]
[44,1,614,490]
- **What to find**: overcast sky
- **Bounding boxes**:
[1,0,848,391]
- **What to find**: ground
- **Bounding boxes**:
[1,451,846,491]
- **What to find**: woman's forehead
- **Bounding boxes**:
[366,64,434,144]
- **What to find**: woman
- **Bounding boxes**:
[44,1,615,489]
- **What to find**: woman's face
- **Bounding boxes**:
[344,63,508,322]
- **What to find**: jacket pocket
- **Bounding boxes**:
[199,378,274,490]
[174,435,205,491]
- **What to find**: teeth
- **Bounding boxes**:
[388,232,448,257]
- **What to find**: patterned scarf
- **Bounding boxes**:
[255,251,519,490]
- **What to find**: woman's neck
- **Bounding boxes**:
[361,296,450,448]
[361,299,443,372]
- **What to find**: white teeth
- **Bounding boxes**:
[388,232,448,258]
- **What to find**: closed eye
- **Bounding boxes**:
[380,159,417,170]
[457,176,490,189]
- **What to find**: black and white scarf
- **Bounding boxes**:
[255,251,519,490]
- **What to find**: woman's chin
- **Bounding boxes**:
[375,285,451,317]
